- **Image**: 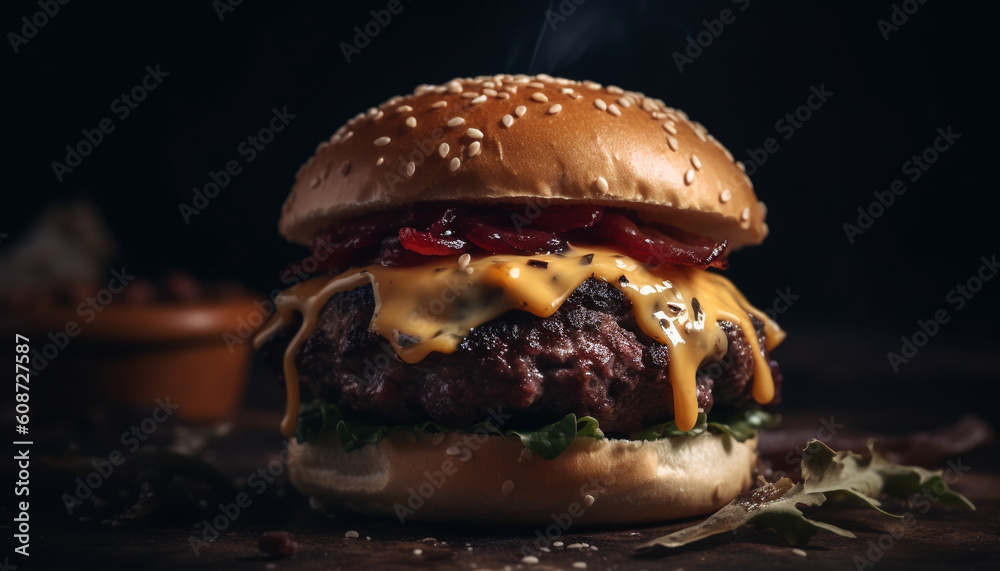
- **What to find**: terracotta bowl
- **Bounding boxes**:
[5,297,261,422]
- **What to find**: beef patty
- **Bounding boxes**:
[261,277,782,435]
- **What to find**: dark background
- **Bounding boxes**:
[2,0,998,422]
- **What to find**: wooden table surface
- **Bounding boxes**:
[13,330,1000,571]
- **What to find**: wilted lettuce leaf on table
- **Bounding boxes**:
[636,439,974,552]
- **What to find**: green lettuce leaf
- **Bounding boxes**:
[296,401,607,460]
[630,409,780,442]
[635,439,975,554]
[296,401,772,461]
[509,413,604,460]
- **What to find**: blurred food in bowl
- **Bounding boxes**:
[0,200,258,423]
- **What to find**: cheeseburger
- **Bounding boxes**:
[255,74,785,525]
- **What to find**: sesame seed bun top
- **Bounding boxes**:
[280,74,768,250]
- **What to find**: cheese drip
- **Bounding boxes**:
[254,245,785,437]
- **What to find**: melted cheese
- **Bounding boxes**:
[254,245,785,437]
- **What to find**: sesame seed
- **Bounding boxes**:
[608,104,621,116]
[373,110,384,121]
[792,548,807,557]
[521,556,539,564]
[345,531,359,538]
[662,121,677,135]
[461,91,478,99]
[741,206,751,221]
[483,88,498,97]
[531,92,549,103]
[396,105,413,113]
[449,157,461,171]
[405,162,415,177]
[594,98,607,111]
[583,494,595,507]
[667,135,678,151]
[374,136,391,146]
[447,117,465,127]
[617,97,631,108]
[505,85,518,94]
[446,81,462,94]
[366,107,377,117]
[468,141,481,156]
[596,176,609,193]
[431,100,448,109]
[515,105,527,117]
[759,200,768,217]
[413,548,423,555]
[502,480,514,496]
[528,81,546,89]
[342,131,353,140]
[310,177,320,188]
[445,446,462,455]
[376,157,384,166]
[572,563,587,569]
[458,253,471,269]
[607,85,624,94]
[438,143,450,158]
[548,104,562,114]
[497,91,510,99]
[584,80,601,89]
[405,117,417,128]
[684,169,695,185]
[560,87,574,94]
[467,128,484,139]
[471,94,487,104]
[502,114,514,127]
[720,189,732,203]
[736,160,746,172]
[691,154,702,170]
[553,541,564,547]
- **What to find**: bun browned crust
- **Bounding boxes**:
[289,430,757,525]
[280,74,767,250]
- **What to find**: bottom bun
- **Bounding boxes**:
[288,429,758,526]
